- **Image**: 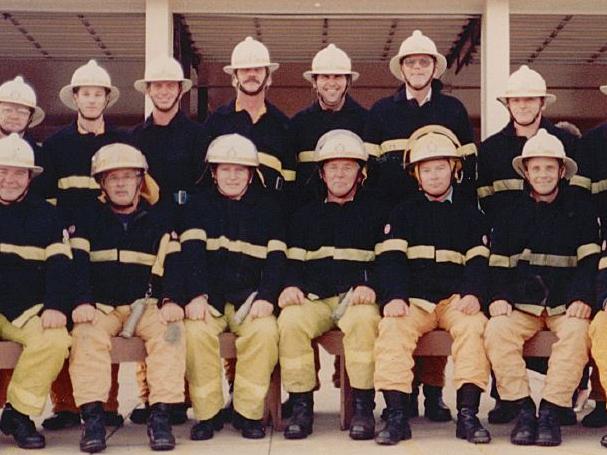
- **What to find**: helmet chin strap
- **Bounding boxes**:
[316,77,350,110]
[152,87,182,113]
[0,186,29,205]
[237,70,269,96]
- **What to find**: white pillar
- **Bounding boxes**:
[144,0,173,117]
[481,0,510,139]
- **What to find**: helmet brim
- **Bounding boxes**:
[389,53,447,82]
[133,78,193,94]
[303,70,360,83]
[59,84,120,110]
[512,155,577,180]
[497,92,557,107]
[223,62,280,74]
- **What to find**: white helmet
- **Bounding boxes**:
[512,128,577,179]
[315,129,368,163]
[389,30,447,81]
[601,84,607,96]
[303,44,359,82]
[206,133,259,167]
[0,76,45,127]
[498,65,556,106]
[223,36,279,74]
[59,59,120,110]
[91,143,148,177]
[0,133,43,176]
[134,56,193,93]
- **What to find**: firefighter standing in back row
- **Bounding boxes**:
[181,134,285,441]
[484,129,599,447]
[42,59,128,431]
[68,143,185,453]
[278,130,389,441]
[364,29,475,422]
[373,126,491,446]
[0,133,72,450]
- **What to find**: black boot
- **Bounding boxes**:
[232,411,266,439]
[583,401,607,428]
[130,403,150,424]
[489,399,519,424]
[423,385,452,422]
[190,412,223,441]
[536,400,562,447]
[80,401,106,453]
[104,411,124,428]
[510,397,537,446]
[0,403,45,449]
[558,406,577,426]
[375,391,411,445]
[349,388,375,440]
[170,403,188,425]
[42,410,82,430]
[381,385,418,421]
[281,395,294,419]
[147,403,176,451]
[455,384,491,444]
[284,392,314,439]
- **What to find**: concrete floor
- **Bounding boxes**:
[3,352,607,454]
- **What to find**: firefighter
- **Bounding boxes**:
[129,55,205,425]
[42,59,127,432]
[291,44,367,208]
[0,133,72,449]
[364,30,475,418]
[201,37,293,201]
[373,126,491,446]
[477,65,588,225]
[181,133,285,440]
[278,130,388,440]
[484,129,599,447]
[0,75,48,409]
[68,143,185,452]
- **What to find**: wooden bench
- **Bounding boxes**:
[0,329,558,432]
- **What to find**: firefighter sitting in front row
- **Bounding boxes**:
[181,133,285,441]
[484,128,599,447]
[68,143,185,453]
[0,133,72,450]
[278,130,389,441]
[373,127,491,446]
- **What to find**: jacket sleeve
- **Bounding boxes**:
[257,201,287,305]
[68,212,94,307]
[488,214,516,305]
[153,229,185,307]
[375,205,410,307]
[179,199,210,303]
[476,140,496,220]
[459,209,490,310]
[44,210,75,314]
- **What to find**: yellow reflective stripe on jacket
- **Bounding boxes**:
[570,175,592,191]
[298,151,316,163]
[305,246,374,262]
[375,239,408,255]
[90,248,161,267]
[282,169,296,182]
[489,254,512,268]
[578,243,600,261]
[180,228,207,243]
[364,142,381,158]
[151,233,180,277]
[206,236,269,259]
[47,198,57,206]
[599,257,607,271]
[592,179,607,195]
[458,143,477,157]
[57,176,100,190]
[267,240,287,253]
[491,249,578,268]
[465,245,490,263]
[493,179,524,192]
[0,242,71,261]
[380,138,409,155]
[287,247,306,261]
[477,185,494,199]
[407,245,435,260]
[70,237,90,253]
[405,245,467,265]
[90,249,117,262]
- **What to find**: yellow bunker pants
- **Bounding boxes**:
[588,311,607,400]
[0,313,71,416]
[185,303,278,421]
[278,297,380,392]
[374,296,489,393]
[69,304,185,407]
[485,309,589,408]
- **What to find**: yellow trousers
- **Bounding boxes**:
[485,309,589,408]
[374,296,489,393]
[185,304,278,421]
[589,311,607,400]
[69,304,185,407]
[0,314,71,416]
[278,298,380,391]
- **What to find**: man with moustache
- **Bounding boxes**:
[41,59,128,431]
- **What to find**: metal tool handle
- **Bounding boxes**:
[232,291,258,325]
[332,287,354,322]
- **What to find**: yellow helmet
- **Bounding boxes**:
[206,134,259,167]
[0,76,45,127]
[59,59,120,110]
[404,126,463,182]
[0,133,43,176]
[315,129,368,163]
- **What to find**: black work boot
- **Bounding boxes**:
[284,392,314,439]
[536,400,562,447]
[232,411,266,439]
[104,411,124,428]
[510,397,537,446]
[80,401,106,453]
[423,385,452,422]
[455,384,491,444]
[170,403,188,425]
[583,401,607,428]
[349,388,375,440]
[147,403,176,451]
[375,391,411,445]
[190,412,223,441]
[42,410,82,430]
[381,384,418,421]
[488,399,518,424]
[281,395,294,419]
[130,403,150,425]
[0,403,45,449]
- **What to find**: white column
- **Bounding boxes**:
[144,0,173,116]
[481,0,510,139]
